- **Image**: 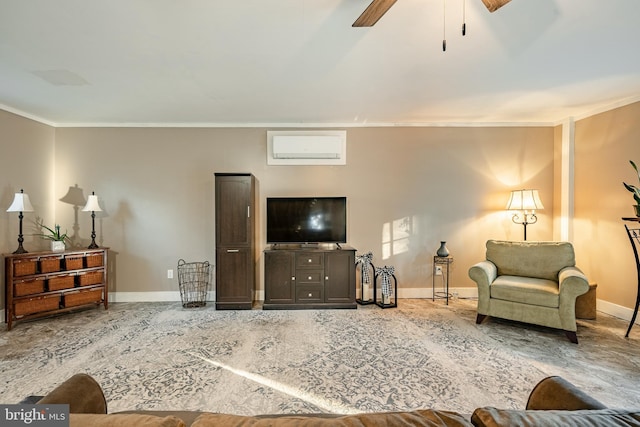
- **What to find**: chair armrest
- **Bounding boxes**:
[37,373,107,414]
[469,261,497,286]
[526,376,607,410]
[469,261,497,314]
[558,266,590,299]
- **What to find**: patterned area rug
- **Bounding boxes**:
[0,299,552,415]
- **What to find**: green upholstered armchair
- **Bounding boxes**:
[468,240,590,343]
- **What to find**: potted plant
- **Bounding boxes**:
[36,219,69,252]
[623,160,640,217]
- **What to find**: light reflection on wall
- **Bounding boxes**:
[382,216,414,260]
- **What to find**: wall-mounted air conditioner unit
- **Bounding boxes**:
[272,135,342,159]
[267,131,347,165]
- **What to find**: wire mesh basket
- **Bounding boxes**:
[177,259,210,308]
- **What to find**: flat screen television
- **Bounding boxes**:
[266,197,347,245]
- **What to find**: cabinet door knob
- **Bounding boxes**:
[325,276,329,280]
[308,259,312,263]
[292,277,295,281]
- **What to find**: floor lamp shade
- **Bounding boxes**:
[506,189,544,241]
[506,189,544,211]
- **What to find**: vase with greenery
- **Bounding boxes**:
[36,219,69,251]
[623,160,640,217]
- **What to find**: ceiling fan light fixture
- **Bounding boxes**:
[481,0,512,13]
[353,0,515,51]
[442,0,447,51]
[462,0,466,35]
[352,0,398,27]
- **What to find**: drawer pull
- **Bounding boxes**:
[308,276,312,280]
[292,277,295,281]
[308,259,312,263]
[308,293,313,297]
[227,249,240,253]
[325,276,329,280]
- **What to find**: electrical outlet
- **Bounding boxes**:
[167,269,173,279]
[435,266,443,276]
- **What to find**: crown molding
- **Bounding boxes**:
[4,96,640,129]
[553,95,640,125]
[0,103,57,127]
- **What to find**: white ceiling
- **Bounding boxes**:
[1,0,639,127]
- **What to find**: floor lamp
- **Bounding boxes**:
[506,189,544,241]
[6,189,35,254]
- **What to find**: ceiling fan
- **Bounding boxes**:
[352,0,512,27]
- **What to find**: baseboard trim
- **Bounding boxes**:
[596,298,640,325]
[397,287,478,299]
[109,291,216,303]
[2,290,637,328]
[106,288,478,303]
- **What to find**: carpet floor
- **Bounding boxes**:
[1,299,639,415]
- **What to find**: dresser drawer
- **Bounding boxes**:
[296,253,323,269]
[296,285,324,303]
[64,288,103,308]
[13,258,37,277]
[48,274,76,291]
[14,294,60,316]
[14,277,46,296]
[296,270,323,284]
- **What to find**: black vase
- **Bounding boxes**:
[437,241,449,257]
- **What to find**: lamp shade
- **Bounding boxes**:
[506,189,544,211]
[82,194,102,212]
[6,190,34,212]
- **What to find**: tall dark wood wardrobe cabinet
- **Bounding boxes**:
[214,173,256,310]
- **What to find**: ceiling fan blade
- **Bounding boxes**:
[353,0,398,27]
[481,0,512,12]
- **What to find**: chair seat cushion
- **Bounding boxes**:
[491,275,559,308]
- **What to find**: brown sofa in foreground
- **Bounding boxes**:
[31,373,640,426]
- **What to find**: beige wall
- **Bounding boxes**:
[49,126,554,299]
[4,101,640,315]
[573,101,640,311]
[0,110,56,309]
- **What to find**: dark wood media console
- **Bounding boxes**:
[263,245,356,309]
